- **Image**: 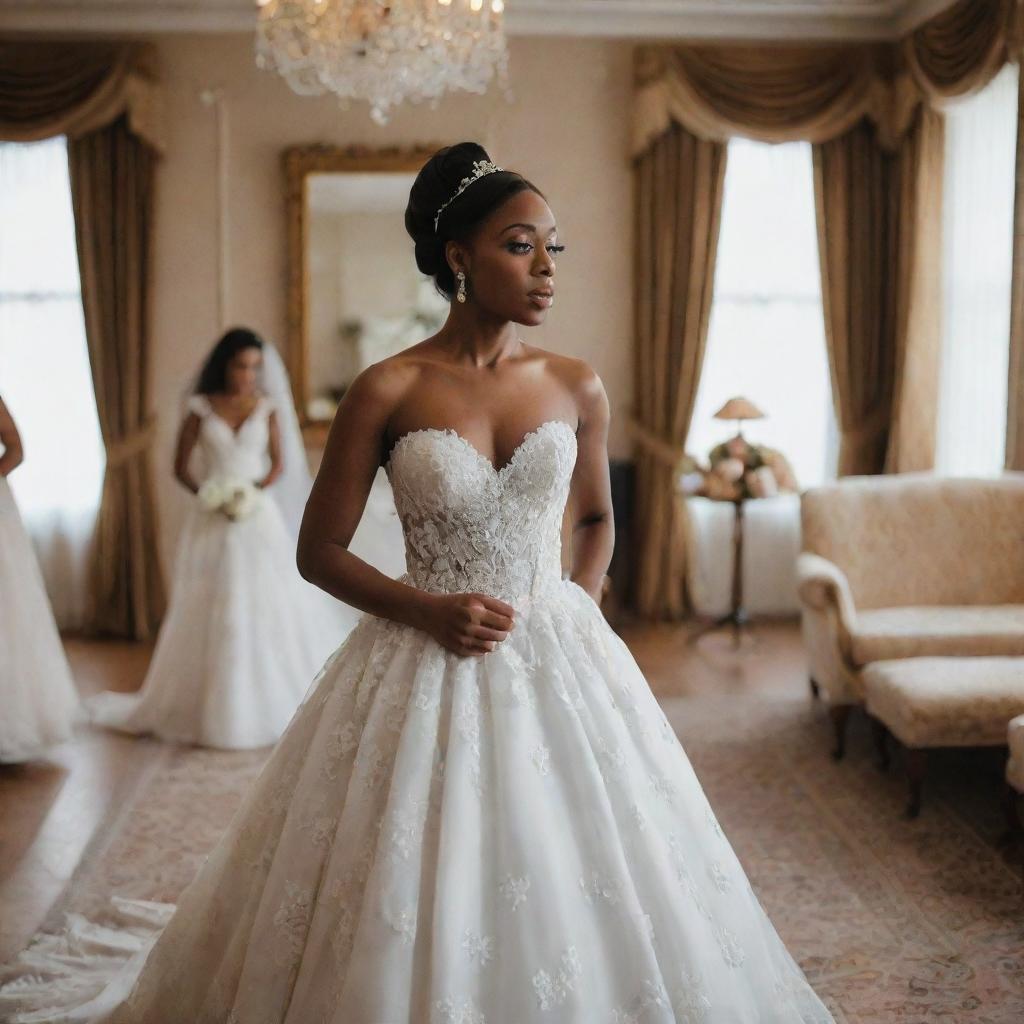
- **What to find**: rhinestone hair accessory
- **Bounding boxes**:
[433,160,504,232]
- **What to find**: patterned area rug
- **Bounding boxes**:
[21,689,1024,1022]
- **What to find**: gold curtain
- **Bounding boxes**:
[884,108,944,473]
[631,123,727,619]
[627,1,1024,617]
[813,108,944,476]
[0,42,165,638]
[0,41,163,151]
[904,0,1022,103]
[632,43,919,156]
[69,116,165,639]
[907,0,1024,468]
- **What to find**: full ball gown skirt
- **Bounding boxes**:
[87,395,357,750]
[0,477,81,762]
[0,421,834,1023]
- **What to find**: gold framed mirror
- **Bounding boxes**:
[283,143,444,441]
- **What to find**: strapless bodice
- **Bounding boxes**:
[384,420,577,604]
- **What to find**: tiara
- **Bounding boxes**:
[433,159,504,232]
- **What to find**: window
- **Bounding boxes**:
[0,136,104,629]
[687,138,837,489]
[935,62,1019,477]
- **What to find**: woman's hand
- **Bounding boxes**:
[415,591,516,657]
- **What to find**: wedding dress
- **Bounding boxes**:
[1,419,833,1022]
[0,476,81,762]
[87,395,357,750]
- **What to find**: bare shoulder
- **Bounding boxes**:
[342,349,424,418]
[524,345,608,423]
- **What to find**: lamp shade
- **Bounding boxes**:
[713,396,765,422]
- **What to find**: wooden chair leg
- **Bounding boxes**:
[1002,783,1023,841]
[809,677,820,700]
[829,704,851,761]
[905,747,928,819]
[871,717,890,772]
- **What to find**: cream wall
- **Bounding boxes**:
[148,33,634,566]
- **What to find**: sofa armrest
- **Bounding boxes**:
[797,550,858,629]
[796,553,862,702]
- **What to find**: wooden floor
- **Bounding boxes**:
[0,618,805,966]
[0,639,153,964]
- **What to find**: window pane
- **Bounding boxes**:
[0,137,82,296]
[688,139,836,489]
[936,62,1018,477]
[0,137,104,630]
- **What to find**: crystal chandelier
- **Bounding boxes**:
[255,0,509,125]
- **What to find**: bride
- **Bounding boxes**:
[88,329,360,750]
[0,395,81,763]
[1,144,833,1022]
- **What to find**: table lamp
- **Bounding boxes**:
[713,396,765,439]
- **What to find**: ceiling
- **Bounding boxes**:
[0,0,960,41]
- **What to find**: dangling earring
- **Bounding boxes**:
[456,271,467,304]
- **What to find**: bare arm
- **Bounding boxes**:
[173,412,202,494]
[567,367,614,603]
[0,397,24,477]
[257,410,284,489]
[296,364,516,656]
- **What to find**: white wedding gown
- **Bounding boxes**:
[1,420,833,1022]
[0,477,82,762]
[88,395,357,750]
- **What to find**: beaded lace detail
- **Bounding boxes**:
[385,420,577,604]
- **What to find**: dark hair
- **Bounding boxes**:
[196,327,264,394]
[405,142,544,299]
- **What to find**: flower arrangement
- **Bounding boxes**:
[198,477,263,522]
[679,436,799,502]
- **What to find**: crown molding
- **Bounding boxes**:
[0,0,960,41]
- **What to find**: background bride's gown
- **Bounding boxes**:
[2,420,833,1023]
[88,395,356,750]
[0,477,81,762]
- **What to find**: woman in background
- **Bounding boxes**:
[88,328,356,750]
[0,395,81,763]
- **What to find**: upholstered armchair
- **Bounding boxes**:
[797,473,1024,757]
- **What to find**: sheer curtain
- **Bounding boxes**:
[0,136,104,630]
[935,62,1019,477]
[687,138,837,489]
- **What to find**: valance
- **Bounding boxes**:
[0,41,163,152]
[633,44,909,154]
[634,0,1023,157]
[904,0,1024,103]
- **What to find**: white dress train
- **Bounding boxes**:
[0,477,81,762]
[87,395,355,750]
[0,420,834,1022]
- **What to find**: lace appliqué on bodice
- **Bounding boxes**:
[385,421,577,605]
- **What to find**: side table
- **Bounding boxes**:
[688,495,753,647]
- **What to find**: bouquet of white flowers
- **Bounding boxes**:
[197,476,263,522]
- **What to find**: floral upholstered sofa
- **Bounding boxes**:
[796,473,1024,758]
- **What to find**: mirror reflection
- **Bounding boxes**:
[304,171,448,422]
